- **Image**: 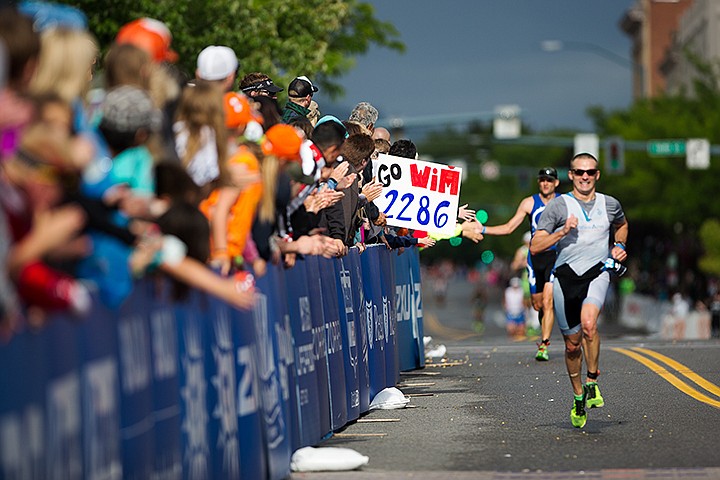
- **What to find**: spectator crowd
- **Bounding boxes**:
[0,5,485,340]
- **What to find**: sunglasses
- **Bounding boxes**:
[571,168,598,176]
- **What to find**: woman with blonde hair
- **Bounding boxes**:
[173,81,227,193]
[28,27,99,186]
[29,27,98,109]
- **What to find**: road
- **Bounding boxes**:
[292,275,720,479]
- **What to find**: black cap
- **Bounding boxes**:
[288,76,318,98]
[241,79,283,94]
[538,167,558,179]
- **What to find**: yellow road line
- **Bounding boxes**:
[423,312,479,341]
[611,347,720,409]
[631,347,720,398]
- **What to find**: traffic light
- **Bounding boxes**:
[605,136,625,174]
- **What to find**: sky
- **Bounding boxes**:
[316,0,636,135]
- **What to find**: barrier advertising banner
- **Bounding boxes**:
[0,248,425,479]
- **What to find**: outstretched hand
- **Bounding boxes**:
[458,204,476,222]
[461,219,484,243]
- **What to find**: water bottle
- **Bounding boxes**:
[602,257,627,276]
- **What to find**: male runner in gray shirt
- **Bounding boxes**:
[531,152,628,429]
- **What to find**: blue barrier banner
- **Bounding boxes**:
[0,246,425,478]
[378,248,399,388]
[117,285,156,479]
[393,250,423,371]
[44,316,83,480]
[317,256,348,431]
[205,296,242,479]
[177,291,211,479]
[254,265,292,480]
[271,264,302,453]
[78,299,122,480]
[284,258,323,448]
[0,327,48,479]
[302,256,331,439]
[408,248,426,368]
[147,286,182,480]
[360,246,387,400]
[333,255,360,422]
[347,250,370,414]
[231,298,267,480]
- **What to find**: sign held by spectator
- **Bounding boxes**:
[373,154,461,236]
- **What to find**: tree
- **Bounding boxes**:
[699,219,720,277]
[63,0,404,97]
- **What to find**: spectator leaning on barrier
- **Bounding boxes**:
[282,75,318,124]
[199,93,264,276]
[76,85,163,308]
[318,133,375,251]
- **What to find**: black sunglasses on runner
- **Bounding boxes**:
[571,168,598,176]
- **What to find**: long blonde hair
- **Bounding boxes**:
[29,28,98,103]
[175,81,227,173]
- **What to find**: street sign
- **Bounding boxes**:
[574,133,599,159]
[493,105,521,139]
[686,138,710,169]
[647,139,686,157]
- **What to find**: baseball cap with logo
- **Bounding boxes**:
[115,18,178,63]
[288,75,318,98]
[223,92,262,129]
[538,167,558,180]
[241,79,283,94]
[197,45,238,81]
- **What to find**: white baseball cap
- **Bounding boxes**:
[196,45,238,81]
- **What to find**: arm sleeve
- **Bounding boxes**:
[605,195,626,225]
[385,234,418,249]
[536,197,567,233]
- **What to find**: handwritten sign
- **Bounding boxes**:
[372,154,462,236]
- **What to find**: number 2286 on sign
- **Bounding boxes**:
[372,153,462,236]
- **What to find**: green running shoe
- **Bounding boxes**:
[535,342,549,361]
[570,394,587,428]
[585,382,604,408]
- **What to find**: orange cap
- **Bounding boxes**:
[262,124,302,161]
[115,18,178,63]
[223,92,262,129]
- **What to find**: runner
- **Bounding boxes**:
[480,167,560,360]
[531,152,628,428]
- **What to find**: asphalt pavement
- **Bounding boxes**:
[291,275,720,480]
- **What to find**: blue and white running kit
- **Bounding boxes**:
[527,193,559,295]
[536,193,626,335]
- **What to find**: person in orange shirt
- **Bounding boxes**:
[200,92,263,276]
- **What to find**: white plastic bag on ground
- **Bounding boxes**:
[290,446,369,472]
[425,344,446,360]
[369,386,410,410]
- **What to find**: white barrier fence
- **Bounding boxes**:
[619,293,712,340]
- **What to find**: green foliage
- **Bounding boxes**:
[62,0,403,98]
[699,219,720,276]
